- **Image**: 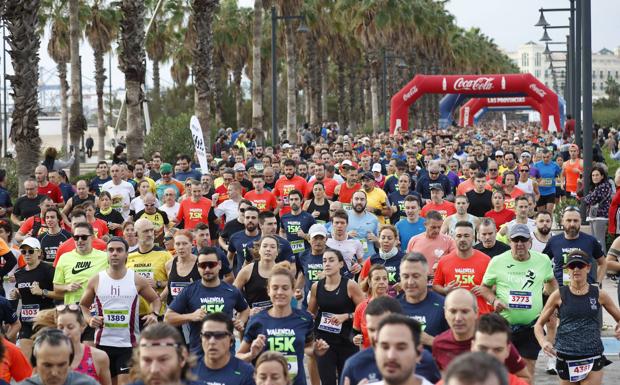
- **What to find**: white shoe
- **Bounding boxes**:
[546,356,557,375]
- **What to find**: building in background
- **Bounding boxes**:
[506,41,620,100]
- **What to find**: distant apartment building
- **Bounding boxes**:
[506,41,620,100]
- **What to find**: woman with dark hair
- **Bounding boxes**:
[582,164,613,253]
[41,147,74,172]
[112,145,127,165]
[303,182,331,224]
[95,191,124,236]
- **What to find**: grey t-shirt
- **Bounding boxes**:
[18,371,99,385]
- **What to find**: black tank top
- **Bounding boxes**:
[244,262,271,309]
[167,257,201,305]
[73,194,95,208]
[306,199,330,223]
[315,278,356,344]
[555,285,603,356]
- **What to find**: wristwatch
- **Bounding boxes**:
[42,289,48,298]
[155,280,162,289]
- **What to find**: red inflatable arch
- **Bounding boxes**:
[458,96,543,127]
[390,73,560,133]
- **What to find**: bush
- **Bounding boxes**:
[144,113,195,164]
[593,106,620,128]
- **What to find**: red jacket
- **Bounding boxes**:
[608,188,620,234]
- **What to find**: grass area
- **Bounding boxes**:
[604,149,620,178]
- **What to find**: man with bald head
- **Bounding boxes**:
[416,161,452,201]
[133,193,170,246]
[34,165,63,205]
[127,218,172,328]
[431,288,529,381]
[63,180,96,216]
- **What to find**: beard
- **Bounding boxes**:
[538,226,551,235]
[353,203,365,213]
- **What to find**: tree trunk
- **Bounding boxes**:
[337,60,346,129]
[362,73,370,127]
[94,49,107,161]
[192,0,219,149]
[347,68,356,133]
[120,0,146,161]
[152,59,161,103]
[69,0,85,177]
[5,0,42,191]
[321,56,328,122]
[370,72,380,135]
[307,37,319,127]
[304,83,311,124]
[212,62,225,129]
[234,65,243,130]
[58,62,69,154]
[284,22,296,143]
[251,0,263,143]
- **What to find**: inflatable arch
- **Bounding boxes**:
[474,106,534,125]
[459,97,541,127]
[390,74,561,133]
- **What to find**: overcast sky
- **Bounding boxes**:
[34,0,619,94]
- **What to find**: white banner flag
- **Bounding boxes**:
[190,116,210,174]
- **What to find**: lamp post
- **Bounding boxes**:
[271,6,308,147]
[382,49,408,133]
[581,0,593,195]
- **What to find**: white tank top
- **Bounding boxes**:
[516,178,534,194]
[94,269,140,347]
[530,233,548,253]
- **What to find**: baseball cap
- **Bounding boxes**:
[361,172,374,180]
[509,224,531,240]
[308,224,328,239]
[160,163,173,174]
[372,163,382,173]
[429,183,443,191]
[520,151,531,158]
[233,163,246,172]
[20,237,41,250]
[495,150,504,156]
[564,253,590,267]
[396,160,407,169]
[341,160,353,167]
[282,143,292,150]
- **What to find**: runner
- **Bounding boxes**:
[531,210,553,252]
[440,195,479,238]
[89,161,112,196]
[273,159,308,217]
[80,236,160,385]
[53,210,107,266]
[162,230,200,306]
[394,195,425,252]
[37,208,71,263]
[254,351,288,385]
[420,184,456,219]
[244,174,278,214]
[295,224,327,307]
[15,196,55,242]
[126,219,172,326]
[535,148,562,213]
[465,172,493,218]
[352,265,389,349]
[347,190,379,260]
[101,164,135,220]
[233,235,282,311]
[433,221,492,314]
[325,210,363,276]
[481,224,557,378]
[174,179,216,230]
[484,189,515,230]
[280,190,316,257]
[238,266,329,385]
[473,218,510,258]
[95,192,125,236]
[334,164,360,211]
[23,329,98,385]
[398,253,448,348]
[192,313,255,385]
[303,182,331,224]
[62,180,96,217]
[406,210,456,277]
[535,250,620,385]
[124,323,192,385]
[308,248,364,385]
[165,246,249,354]
[55,305,112,385]
[10,238,60,359]
[227,206,261,274]
[358,225,404,293]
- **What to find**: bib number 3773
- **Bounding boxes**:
[508,290,532,309]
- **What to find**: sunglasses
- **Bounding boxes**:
[511,237,530,243]
[201,331,231,340]
[520,169,529,172]
[20,249,37,255]
[164,236,173,241]
[197,261,219,269]
[144,203,156,207]
[73,234,90,241]
[563,205,580,214]
[488,168,498,172]
[567,262,588,270]
[56,304,81,312]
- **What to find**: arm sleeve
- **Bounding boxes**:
[168,286,189,314]
[0,251,16,277]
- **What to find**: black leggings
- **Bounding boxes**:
[316,340,358,385]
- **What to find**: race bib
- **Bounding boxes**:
[285,355,298,378]
[89,303,98,316]
[135,269,154,280]
[170,282,191,297]
[540,178,553,187]
[21,304,40,322]
[318,312,342,334]
[103,309,130,328]
[360,239,369,253]
[567,357,596,382]
[508,290,532,309]
[291,240,305,254]
[251,300,272,310]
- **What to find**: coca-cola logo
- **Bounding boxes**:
[487,97,526,104]
[529,84,546,98]
[403,85,418,101]
[453,77,495,91]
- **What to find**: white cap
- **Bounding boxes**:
[372,163,382,173]
[495,150,504,156]
[341,160,353,167]
[308,224,328,239]
[282,143,292,149]
[233,163,246,172]
[20,237,41,250]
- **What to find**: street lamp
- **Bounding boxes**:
[382,49,408,132]
[271,6,308,146]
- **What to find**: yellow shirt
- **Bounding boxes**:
[126,247,172,314]
[214,177,224,189]
[498,165,517,177]
[366,187,389,224]
[133,177,156,194]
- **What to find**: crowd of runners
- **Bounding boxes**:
[0,121,619,385]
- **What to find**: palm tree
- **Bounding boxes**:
[69,0,86,177]
[119,0,146,161]
[45,3,70,154]
[251,0,263,142]
[192,0,219,150]
[4,0,43,188]
[85,0,118,162]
